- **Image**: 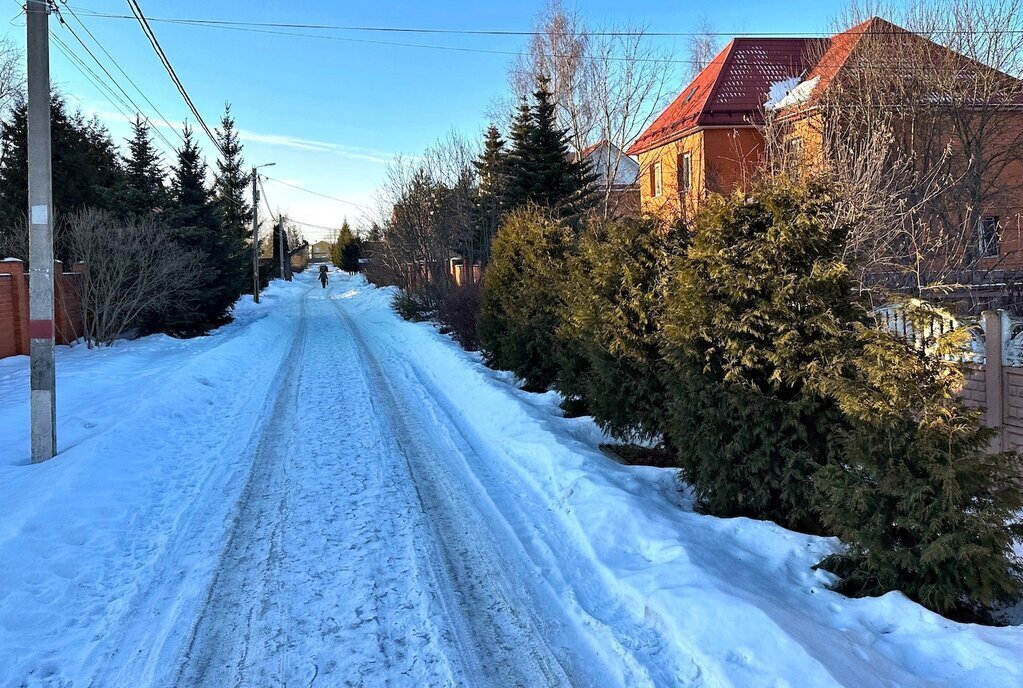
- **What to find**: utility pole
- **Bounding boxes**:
[251,167,260,303]
[250,162,274,301]
[27,0,55,463]
[278,214,287,281]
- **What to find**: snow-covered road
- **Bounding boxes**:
[1,270,1021,688]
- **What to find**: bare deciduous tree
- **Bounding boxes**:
[64,210,201,346]
[764,0,1023,309]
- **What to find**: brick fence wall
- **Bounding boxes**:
[0,259,84,359]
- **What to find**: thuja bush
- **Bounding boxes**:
[478,207,575,391]
[661,177,865,532]
[557,215,684,442]
[815,325,1023,619]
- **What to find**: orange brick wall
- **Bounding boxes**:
[0,260,85,359]
[637,127,765,217]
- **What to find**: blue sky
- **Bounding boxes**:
[5,0,849,239]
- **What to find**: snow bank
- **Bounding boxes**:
[340,275,1023,688]
[0,279,309,686]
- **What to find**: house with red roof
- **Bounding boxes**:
[628,37,822,216]
[631,17,1023,287]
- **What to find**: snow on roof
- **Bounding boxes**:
[765,76,820,110]
[628,38,819,155]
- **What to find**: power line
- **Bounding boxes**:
[59,2,186,145]
[264,176,374,210]
[50,6,178,151]
[124,0,224,157]
[64,8,1023,37]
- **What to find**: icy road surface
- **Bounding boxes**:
[1,271,1020,687]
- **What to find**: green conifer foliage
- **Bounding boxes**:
[120,115,168,218]
[0,94,124,242]
[479,207,574,391]
[213,104,251,297]
[161,124,234,336]
[662,177,864,532]
[815,325,1023,618]
[503,77,596,219]
[559,216,684,441]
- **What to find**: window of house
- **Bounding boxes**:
[787,137,804,170]
[679,152,692,192]
[978,216,1000,257]
[651,161,663,197]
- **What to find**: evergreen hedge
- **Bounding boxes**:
[661,178,865,533]
[479,207,574,391]
[558,215,683,442]
[815,325,1023,618]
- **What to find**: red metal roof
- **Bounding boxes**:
[627,38,820,155]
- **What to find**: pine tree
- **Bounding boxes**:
[161,124,234,336]
[119,115,168,218]
[213,104,251,298]
[503,76,596,219]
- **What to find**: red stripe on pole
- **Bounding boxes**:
[29,318,53,339]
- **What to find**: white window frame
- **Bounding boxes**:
[652,161,663,197]
[978,216,1000,258]
[680,152,692,192]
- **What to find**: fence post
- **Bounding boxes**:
[982,310,1005,452]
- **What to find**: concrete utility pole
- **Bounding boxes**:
[251,167,260,303]
[250,162,275,302]
[27,0,55,463]
[278,215,287,281]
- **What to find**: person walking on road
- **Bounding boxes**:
[319,264,329,288]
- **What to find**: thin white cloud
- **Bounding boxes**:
[237,128,391,164]
[82,105,390,164]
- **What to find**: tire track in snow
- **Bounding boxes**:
[173,282,457,687]
[327,286,616,688]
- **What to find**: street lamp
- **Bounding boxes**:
[251,162,276,303]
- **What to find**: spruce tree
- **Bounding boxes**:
[119,116,168,218]
[504,76,596,219]
[213,104,251,297]
[473,124,508,264]
[161,124,234,336]
[0,94,123,244]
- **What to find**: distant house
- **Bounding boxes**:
[310,240,332,263]
[577,140,640,217]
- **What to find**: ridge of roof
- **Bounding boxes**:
[627,37,818,155]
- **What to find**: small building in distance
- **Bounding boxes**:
[310,240,332,263]
[578,140,640,217]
